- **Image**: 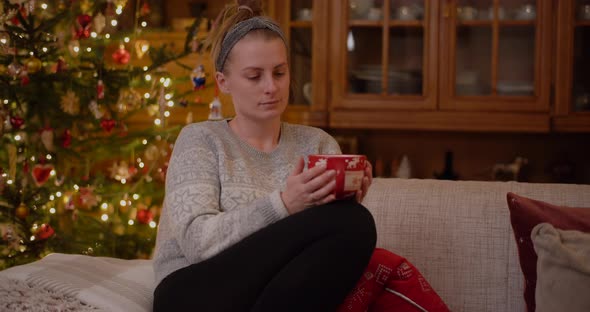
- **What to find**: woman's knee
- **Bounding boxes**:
[323,199,377,246]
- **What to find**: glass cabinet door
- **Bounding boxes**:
[269,0,329,126]
[331,0,438,109]
[440,0,551,112]
[572,0,590,113]
[555,0,590,131]
[288,0,313,106]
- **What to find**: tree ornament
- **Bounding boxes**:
[25,0,35,15]
[74,14,92,39]
[20,70,29,86]
[109,160,133,181]
[10,115,24,130]
[35,224,54,240]
[60,90,80,115]
[15,203,28,220]
[40,127,55,151]
[32,163,54,186]
[208,97,223,121]
[7,60,23,78]
[136,208,153,224]
[74,187,99,209]
[100,118,116,133]
[112,45,130,65]
[24,56,42,73]
[140,2,151,17]
[116,88,142,113]
[0,64,7,75]
[88,100,104,119]
[80,0,92,14]
[61,129,72,148]
[113,0,128,10]
[93,12,106,34]
[97,79,105,99]
[55,57,67,73]
[190,64,206,90]
[0,31,10,54]
[134,39,149,59]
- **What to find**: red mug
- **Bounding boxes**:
[308,154,367,199]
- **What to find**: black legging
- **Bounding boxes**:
[153,198,377,312]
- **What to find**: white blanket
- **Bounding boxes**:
[0,253,155,312]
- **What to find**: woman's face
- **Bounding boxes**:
[216,35,290,123]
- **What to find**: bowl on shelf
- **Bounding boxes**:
[497,81,534,96]
[457,6,478,21]
[514,4,536,20]
[578,4,590,20]
[350,65,422,94]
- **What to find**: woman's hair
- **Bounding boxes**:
[204,0,287,73]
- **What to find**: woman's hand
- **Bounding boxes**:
[281,157,337,215]
[355,160,373,203]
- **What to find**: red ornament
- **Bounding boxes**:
[97,79,105,99]
[136,208,153,224]
[20,73,30,86]
[56,57,68,73]
[74,14,92,39]
[35,224,55,240]
[62,129,72,148]
[112,46,130,65]
[32,163,54,186]
[140,3,151,16]
[100,118,116,133]
[10,116,25,130]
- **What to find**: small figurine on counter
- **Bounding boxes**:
[492,156,528,181]
[434,151,459,180]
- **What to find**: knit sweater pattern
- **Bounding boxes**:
[153,120,341,285]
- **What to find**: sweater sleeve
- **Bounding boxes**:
[163,125,288,264]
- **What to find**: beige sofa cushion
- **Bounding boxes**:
[362,178,590,312]
[532,223,590,312]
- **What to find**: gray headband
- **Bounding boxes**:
[216,16,287,72]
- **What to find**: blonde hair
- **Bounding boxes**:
[204,0,287,73]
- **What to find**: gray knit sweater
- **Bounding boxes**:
[153,120,341,285]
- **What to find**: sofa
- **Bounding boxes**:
[1,178,589,312]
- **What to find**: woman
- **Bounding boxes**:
[152,1,376,311]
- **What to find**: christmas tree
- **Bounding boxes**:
[0,0,215,269]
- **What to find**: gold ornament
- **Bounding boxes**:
[60,90,80,115]
[134,40,150,59]
[80,0,92,13]
[113,0,128,9]
[116,88,142,113]
[25,56,43,73]
[0,64,7,75]
[15,203,28,220]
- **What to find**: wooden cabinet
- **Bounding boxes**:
[268,0,330,127]
[325,0,554,132]
[555,0,590,132]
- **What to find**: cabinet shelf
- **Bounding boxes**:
[348,20,425,28]
[290,21,312,28]
[457,20,536,27]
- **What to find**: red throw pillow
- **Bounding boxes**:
[337,248,449,312]
[507,192,590,312]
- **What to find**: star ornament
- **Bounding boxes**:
[60,90,80,115]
